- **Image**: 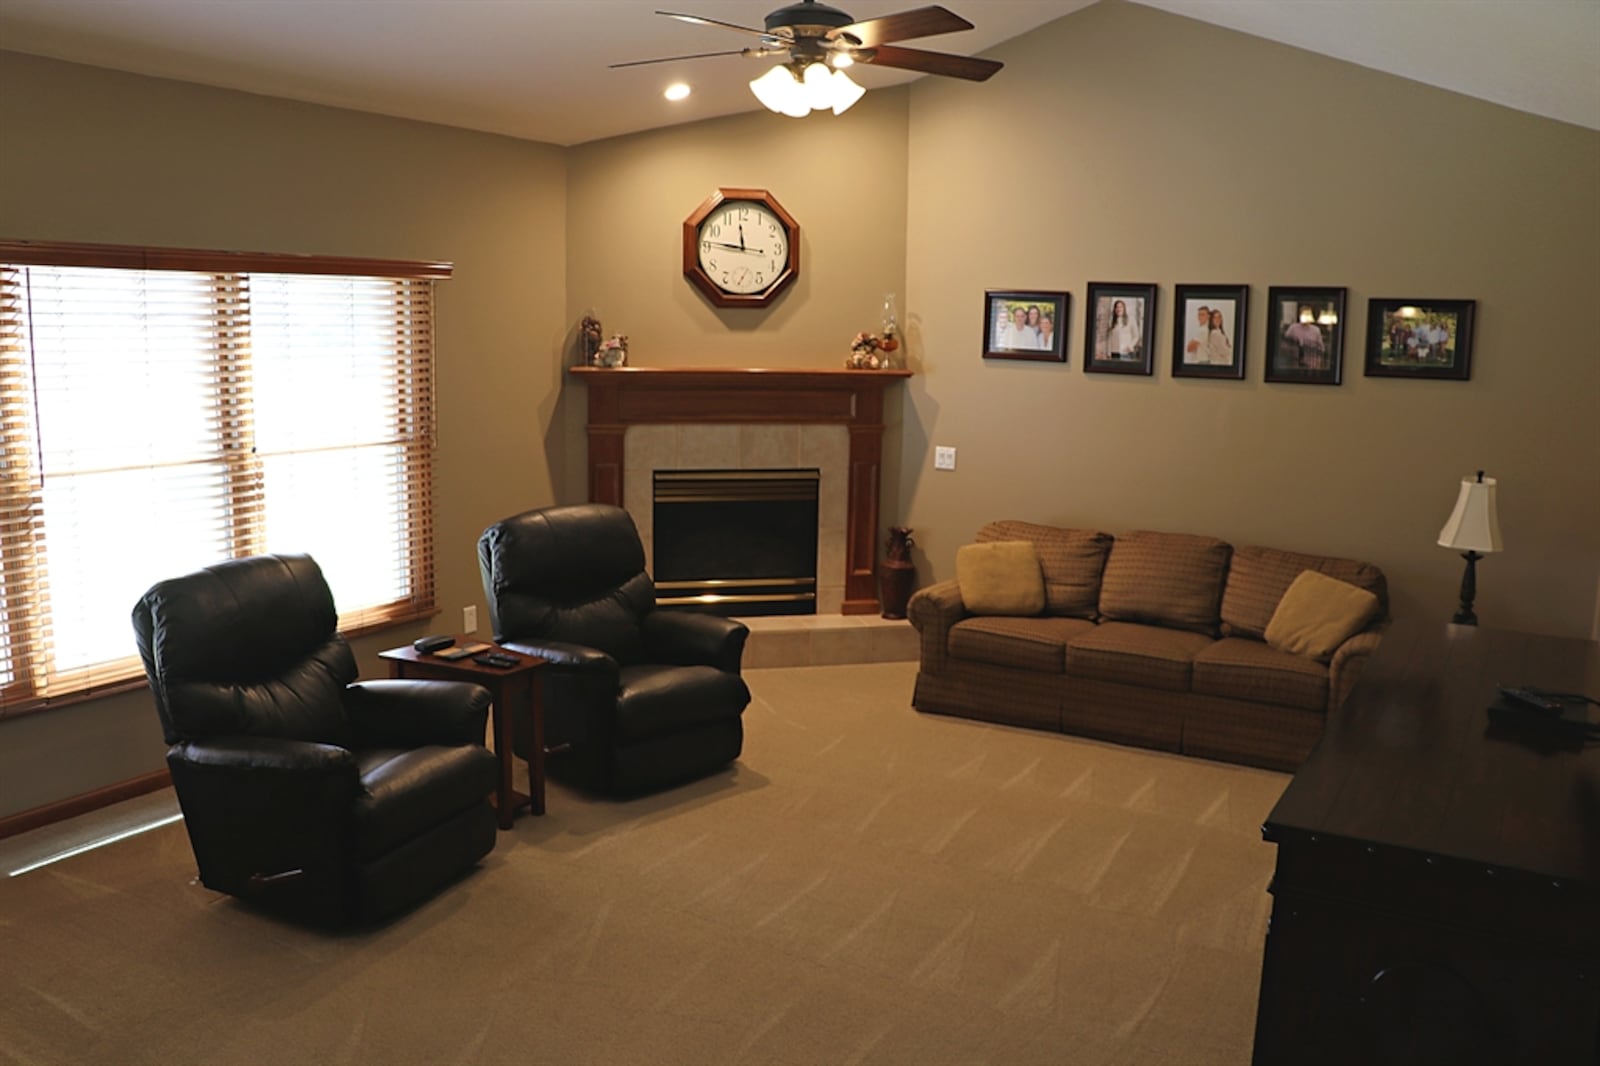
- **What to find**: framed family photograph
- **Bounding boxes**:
[1365,298,1475,380]
[983,290,1069,363]
[1084,282,1157,375]
[1265,286,1346,385]
[1172,284,1248,379]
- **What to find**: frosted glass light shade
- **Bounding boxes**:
[1437,475,1502,553]
[749,63,865,117]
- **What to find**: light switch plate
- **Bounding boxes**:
[934,446,956,470]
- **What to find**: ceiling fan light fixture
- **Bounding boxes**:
[749,63,802,114]
[829,52,854,69]
[801,62,835,109]
[829,68,865,114]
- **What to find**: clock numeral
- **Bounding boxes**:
[755,272,764,285]
[770,260,777,272]
[768,222,778,234]
[702,240,711,254]
[738,207,750,220]
[710,224,721,238]
[708,258,718,270]
[772,241,783,257]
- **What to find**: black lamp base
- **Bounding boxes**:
[1451,550,1481,626]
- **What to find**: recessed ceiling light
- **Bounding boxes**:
[664,83,691,102]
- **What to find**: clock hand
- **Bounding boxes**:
[707,241,766,254]
[738,224,746,252]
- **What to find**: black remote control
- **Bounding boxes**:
[413,635,455,654]
[1498,686,1563,714]
[474,652,518,669]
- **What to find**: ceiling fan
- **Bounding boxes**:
[612,2,1002,115]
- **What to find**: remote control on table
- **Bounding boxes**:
[1498,686,1564,714]
[473,652,519,669]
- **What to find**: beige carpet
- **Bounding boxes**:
[0,662,1287,1065]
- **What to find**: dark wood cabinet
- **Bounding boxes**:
[1252,621,1600,1065]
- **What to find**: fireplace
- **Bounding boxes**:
[653,469,819,615]
[570,366,911,614]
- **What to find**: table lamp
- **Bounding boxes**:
[1437,470,1502,625]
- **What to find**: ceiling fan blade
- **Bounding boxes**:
[657,10,785,42]
[610,48,765,69]
[832,6,973,48]
[859,44,1002,81]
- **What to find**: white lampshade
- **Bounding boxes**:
[829,69,865,114]
[750,65,805,116]
[1437,474,1502,553]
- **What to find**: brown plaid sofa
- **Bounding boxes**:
[907,522,1387,772]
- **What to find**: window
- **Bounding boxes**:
[0,240,449,714]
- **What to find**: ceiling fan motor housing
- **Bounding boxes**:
[765,0,855,36]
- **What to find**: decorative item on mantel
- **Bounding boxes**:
[879,526,916,620]
[594,334,629,367]
[578,313,604,365]
[845,292,902,370]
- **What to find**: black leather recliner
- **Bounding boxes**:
[477,503,751,796]
[132,553,499,926]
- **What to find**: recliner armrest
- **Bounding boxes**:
[500,638,619,673]
[171,735,357,777]
[344,679,492,749]
[640,610,748,673]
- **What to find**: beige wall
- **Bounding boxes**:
[901,1,1600,639]
[2,0,1598,816]
[0,52,569,815]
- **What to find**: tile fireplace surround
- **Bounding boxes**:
[569,367,911,615]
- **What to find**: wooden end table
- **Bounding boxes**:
[379,640,547,829]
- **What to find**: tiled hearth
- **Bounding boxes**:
[738,613,918,668]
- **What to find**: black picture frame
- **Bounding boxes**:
[1083,282,1157,376]
[983,290,1069,363]
[1172,284,1248,379]
[1265,287,1346,385]
[1364,298,1476,380]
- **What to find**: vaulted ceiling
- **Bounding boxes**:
[1,0,1594,146]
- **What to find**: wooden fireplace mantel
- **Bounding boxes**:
[568,366,912,614]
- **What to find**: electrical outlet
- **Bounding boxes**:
[934,446,957,471]
[463,605,478,634]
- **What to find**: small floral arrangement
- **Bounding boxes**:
[594,334,628,367]
[846,329,900,370]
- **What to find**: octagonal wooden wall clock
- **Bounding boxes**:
[682,187,799,308]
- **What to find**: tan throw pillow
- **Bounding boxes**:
[956,541,1045,616]
[1265,570,1382,661]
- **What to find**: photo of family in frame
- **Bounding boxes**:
[1365,298,1475,380]
[1084,283,1157,375]
[983,290,1069,362]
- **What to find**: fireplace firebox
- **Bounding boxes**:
[653,469,819,616]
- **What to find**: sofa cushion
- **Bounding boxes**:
[1097,531,1231,636]
[1192,637,1329,711]
[614,664,750,744]
[956,541,1045,615]
[1265,571,1382,661]
[351,744,498,862]
[1065,621,1215,692]
[1221,544,1388,639]
[976,521,1113,619]
[949,616,1095,673]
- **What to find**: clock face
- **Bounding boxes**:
[696,200,789,295]
[682,188,799,308]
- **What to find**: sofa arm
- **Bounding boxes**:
[345,679,492,749]
[1328,624,1388,712]
[908,579,967,674]
[641,610,748,673]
